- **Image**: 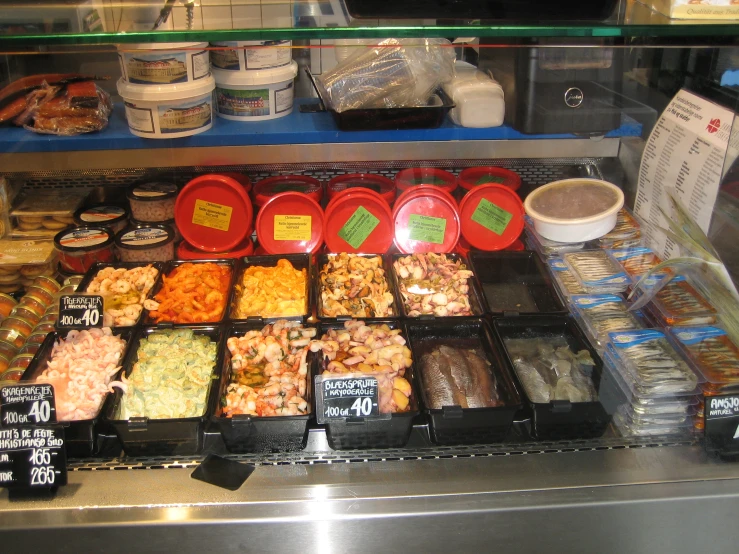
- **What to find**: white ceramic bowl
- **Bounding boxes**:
[524,178,624,242]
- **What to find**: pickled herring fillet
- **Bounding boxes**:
[461,349,500,408]
[420,350,458,408]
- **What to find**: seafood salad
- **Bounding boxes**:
[393,253,474,317]
[114,328,217,420]
[146,262,231,323]
[311,320,413,413]
[419,342,500,409]
[222,320,315,417]
[320,254,394,318]
[504,337,597,404]
[35,328,127,421]
[86,265,159,326]
[233,259,306,318]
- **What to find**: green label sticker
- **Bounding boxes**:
[409,176,448,185]
[471,198,513,236]
[474,174,507,185]
[337,206,380,249]
[408,214,447,244]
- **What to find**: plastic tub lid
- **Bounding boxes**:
[459,184,524,251]
[177,236,254,260]
[524,178,624,225]
[221,172,252,195]
[324,189,394,253]
[115,224,174,251]
[117,75,216,101]
[127,182,178,202]
[327,173,395,204]
[392,187,460,253]
[212,61,298,86]
[119,42,207,50]
[54,226,114,253]
[458,167,522,192]
[256,192,324,254]
[74,205,128,226]
[253,175,323,208]
[175,174,253,253]
[395,168,457,194]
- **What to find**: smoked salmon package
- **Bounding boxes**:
[405,318,522,445]
[212,321,316,453]
[21,327,134,457]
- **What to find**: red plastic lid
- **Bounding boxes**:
[505,238,525,251]
[255,192,325,254]
[392,187,460,253]
[455,235,472,257]
[175,174,253,253]
[253,175,323,208]
[177,236,254,259]
[327,174,395,206]
[458,166,522,193]
[324,189,394,253]
[458,184,524,251]
[395,168,457,195]
[395,183,458,208]
[221,172,252,195]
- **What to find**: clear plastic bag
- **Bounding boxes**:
[315,38,456,113]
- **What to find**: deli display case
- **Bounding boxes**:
[2,0,739,551]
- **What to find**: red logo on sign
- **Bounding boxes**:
[707,118,721,134]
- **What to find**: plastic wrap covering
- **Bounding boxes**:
[315,38,456,113]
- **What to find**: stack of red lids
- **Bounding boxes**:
[457,167,521,196]
[395,168,457,198]
[255,192,325,254]
[323,188,394,253]
[458,184,524,251]
[253,175,323,209]
[392,185,460,253]
[327,174,396,206]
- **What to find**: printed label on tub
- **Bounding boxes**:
[338,206,379,249]
[211,44,241,71]
[158,98,212,134]
[407,214,446,244]
[122,51,189,85]
[124,102,155,134]
[80,206,126,223]
[471,198,512,236]
[191,50,210,80]
[216,88,270,117]
[58,228,109,249]
[132,183,178,198]
[192,199,233,232]
[245,41,292,69]
[275,82,294,114]
[120,227,169,246]
[274,215,311,241]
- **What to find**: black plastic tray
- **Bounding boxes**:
[391,252,485,319]
[212,322,315,453]
[76,262,165,329]
[315,253,402,321]
[492,315,611,440]
[343,0,618,20]
[469,252,566,316]
[228,254,313,324]
[405,318,522,445]
[143,259,237,326]
[105,325,225,456]
[21,328,134,457]
[317,319,419,450]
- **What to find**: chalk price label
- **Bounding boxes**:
[1,384,56,426]
[316,376,380,423]
[0,426,67,489]
[705,394,739,457]
[57,295,103,329]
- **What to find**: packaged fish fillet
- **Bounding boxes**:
[547,258,587,299]
[572,294,645,352]
[525,216,585,258]
[605,329,700,397]
[608,247,663,281]
[563,250,630,294]
[647,280,717,327]
[669,325,739,392]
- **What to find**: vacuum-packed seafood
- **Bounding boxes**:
[573,294,644,344]
[310,320,413,413]
[233,259,306,318]
[145,262,231,323]
[394,253,474,317]
[86,264,159,326]
[223,320,315,417]
[563,250,629,292]
[651,280,717,326]
[596,208,641,245]
[114,328,217,420]
[320,254,394,317]
[35,328,127,421]
[504,337,597,403]
[547,258,586,296]
[609,247,662,279]
[671,326,739,390]
[419,342,500,409]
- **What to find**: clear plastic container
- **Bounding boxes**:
[127,183,178,222]
[54,226,116,274]
[0,238,58,294]
[115,224,175,263]
[525,217,586,259]
[441,61,505,128]
[572,294,645,352]
[647,280,717,327]
[608,246,663,280]
[563,250,630,294]
[668,325,739,394]
[10,189,87,238]
[546,257,587,299]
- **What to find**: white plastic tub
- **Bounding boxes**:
[117,76,215,139]
[210,40,292,71]
[524,178,624,242]
[118,42,210,85]
[213,62,298,121]
[442,61,505,128]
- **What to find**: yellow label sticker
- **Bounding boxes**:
[192,199,233,232]
[274,215,311,241]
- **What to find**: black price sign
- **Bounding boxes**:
[0,426,67,489]
[705,395,739,457]
[57,295,103,329]
[316,376,380,423]
[1,384,56,426]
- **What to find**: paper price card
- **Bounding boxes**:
[192,199,233,232]
[274,215,312,241]
[407,214,446,244]
[338,206,380,249]
[471,198,513,236]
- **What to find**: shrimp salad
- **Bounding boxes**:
[114,328,217,420]
[35,328,127,421]
[223,320,315,417]
[86,265,159,326]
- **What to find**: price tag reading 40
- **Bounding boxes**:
[315,375,382,423]
[1,384,56,427]
[57,294,104,329]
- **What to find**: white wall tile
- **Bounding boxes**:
[202,5,233,29]
[231,5,262,28]
[261,2,292,28]
[231,0,260,5]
